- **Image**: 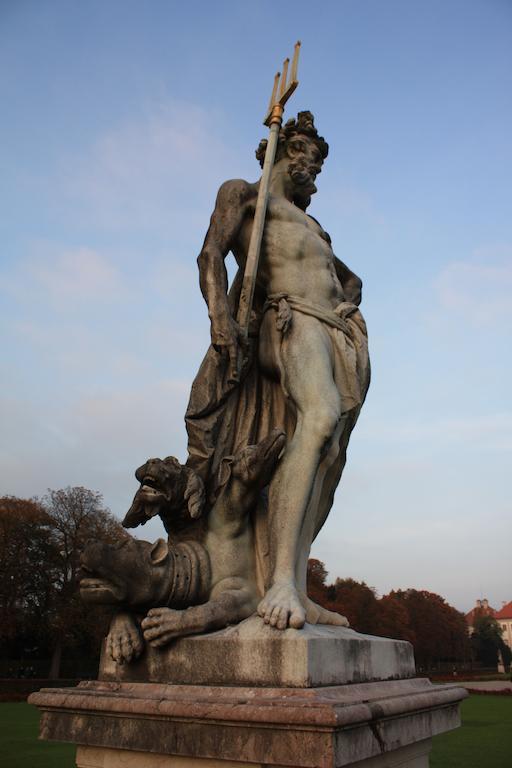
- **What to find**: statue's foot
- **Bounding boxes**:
[257,582,306,630]
[299,592,349,627]
[141,607,184,648]
[107,613,144,664]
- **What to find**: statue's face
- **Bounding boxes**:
[285,133,324,207]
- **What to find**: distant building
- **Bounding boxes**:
[465,598,496,635]
[495,601,512,650]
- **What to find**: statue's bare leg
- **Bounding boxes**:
[292,415,350,626]
[258,313,342,630]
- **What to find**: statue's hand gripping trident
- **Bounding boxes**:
[231,42,301,382]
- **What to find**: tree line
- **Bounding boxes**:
[0,489,126,678]
[307,559,511,671]
[1,490,509,678]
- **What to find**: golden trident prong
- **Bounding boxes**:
[237,42,302,340]
[263,41,301,126]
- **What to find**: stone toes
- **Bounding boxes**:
[269,606,281,627]
[133,635,144,654]
[121,640,133,661]
[289,606,306,629]
[113,639,125,663]
[276,608,289,630]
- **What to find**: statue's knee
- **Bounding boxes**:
[306,406,341,449]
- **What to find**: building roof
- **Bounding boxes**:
[495,601,512,620]
[465,599,496,626]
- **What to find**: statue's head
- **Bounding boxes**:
[256,111,329,209]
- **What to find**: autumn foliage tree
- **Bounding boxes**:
[40,487,128,677]
[306,559,329,605]
[389,589,470,668]
[0,497,56,655]
[328,578,380,635]
[0,489,127,678]
[306,560,470,668]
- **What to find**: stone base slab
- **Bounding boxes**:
[76,746,253,767]
[76,739,432,768]
[29,677,466,768]
[99,617,416,688]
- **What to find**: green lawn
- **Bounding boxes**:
[430,696,512,768]
[0,703,75,768]
[0,696,510,767]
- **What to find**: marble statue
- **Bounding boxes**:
[80,110,370,659]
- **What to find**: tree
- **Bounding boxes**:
[0,497,56,656]
[0,489,127,678]
[471,613,511,670]
[39,487,128,677]
[373,593,415,644]
[390,589,470,669]
[307,559,329,606]
[328,578,380,634]
[305,560,470,667]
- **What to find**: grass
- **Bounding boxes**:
[0,696,510,767]
[0,703,75,768]
[430,695,512,768]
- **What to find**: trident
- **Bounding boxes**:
[236,41,301,337]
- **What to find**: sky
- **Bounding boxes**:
[1,0,511,614]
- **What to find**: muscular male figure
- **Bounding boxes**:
[190,112,370,631]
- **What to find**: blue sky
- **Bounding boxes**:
[1,0,510,613]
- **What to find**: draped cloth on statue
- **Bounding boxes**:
[185,271,370,592]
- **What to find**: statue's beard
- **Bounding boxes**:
[288,160,317,210]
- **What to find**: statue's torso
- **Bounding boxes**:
[235,193,345,309]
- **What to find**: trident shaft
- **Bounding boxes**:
[237,41,301,336]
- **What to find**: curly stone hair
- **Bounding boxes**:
[255,110,329,168]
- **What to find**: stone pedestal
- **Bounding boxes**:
[99,617,416,688]
[29,620,467,768]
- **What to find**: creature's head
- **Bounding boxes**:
[122,457,204,530]
[79,537,172,610]
[256,111,328,210]
[218,429,286,494]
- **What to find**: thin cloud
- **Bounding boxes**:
[26,247,121,303]
[435,247,512,325]
[0,378,190,514]
[2,245,125,308]
[359,412,512,452]
[61,100,241,234]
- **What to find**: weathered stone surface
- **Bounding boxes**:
[76,746,253,767]
[76,740,432,767]
[81,111,372,652]
[29,677,466,768]
[98,616,415,688]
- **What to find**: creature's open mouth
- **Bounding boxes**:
[139,475,169,502]
[79,576,125,603]
[80,577,114,591]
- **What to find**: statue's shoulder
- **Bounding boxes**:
[215,178,258,208]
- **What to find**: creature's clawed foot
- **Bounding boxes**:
[141,607,185,648]
[107,612,144,664]
[257,582,306,630]
[299,592,349,627]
